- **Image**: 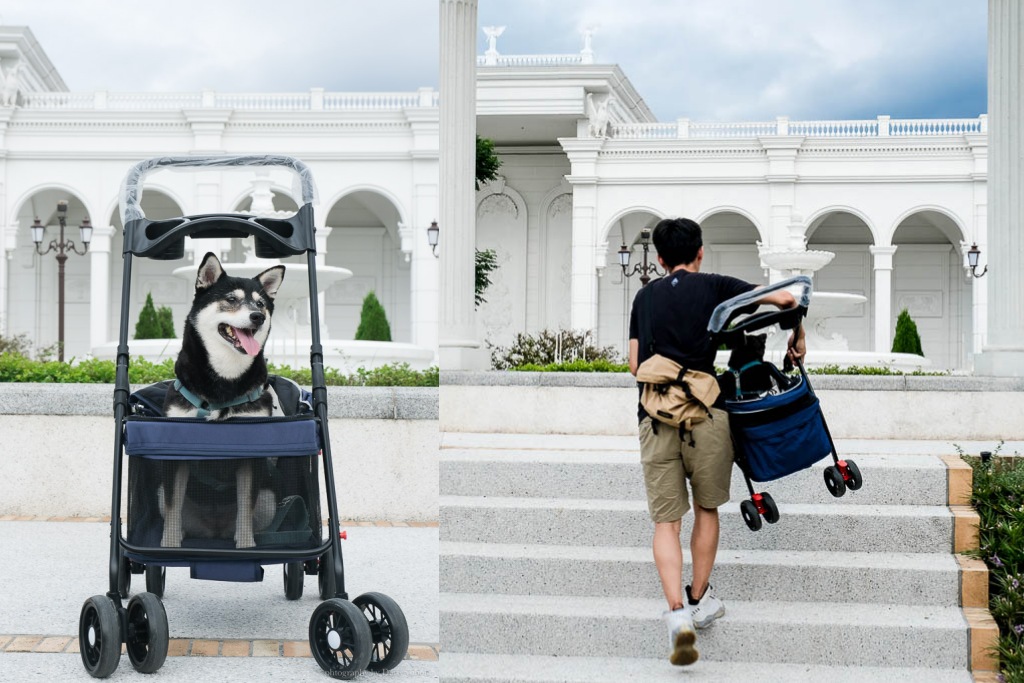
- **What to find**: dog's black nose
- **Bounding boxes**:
[250,312,266,326]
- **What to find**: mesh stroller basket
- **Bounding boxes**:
[124,416,323,570]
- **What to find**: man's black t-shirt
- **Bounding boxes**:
[629,269,756,421]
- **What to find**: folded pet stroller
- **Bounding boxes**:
[709,276,863,531]
[78,155,408,679]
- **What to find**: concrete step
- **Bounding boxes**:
[440,450,948,506]
[440,542,960,605]
[440,652,974,683]
[440,496,952,553]
[439,593,968,670]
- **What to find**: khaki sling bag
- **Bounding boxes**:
[636,278,720,434]
[636,354,720,432]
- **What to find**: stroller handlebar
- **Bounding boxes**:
[119,154,319,226]
[709,275,813,337]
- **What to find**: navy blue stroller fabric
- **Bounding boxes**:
[725,375,832,482]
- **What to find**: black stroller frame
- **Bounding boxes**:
[709,276,864,531]
[78,155,408,679]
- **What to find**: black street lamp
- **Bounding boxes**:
[32,200,92,361]
[967,242,987,278]
[618,228,663,286]
[427,220,439,258]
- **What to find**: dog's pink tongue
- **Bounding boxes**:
[235,328,261,356]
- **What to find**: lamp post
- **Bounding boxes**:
[427,220,439,257]
[618,228,663,285]
[32,200,92,361]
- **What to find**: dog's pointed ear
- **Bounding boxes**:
[196,252,225,290]
[256,265,285,300]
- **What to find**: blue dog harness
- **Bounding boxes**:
[172,379,264,419]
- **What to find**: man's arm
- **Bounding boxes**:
[752,286,806,363]
[628,338,639,376]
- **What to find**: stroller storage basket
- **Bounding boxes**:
[124,416,322,555]
[725,376,832,482]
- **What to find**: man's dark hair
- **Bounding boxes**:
[651,217,703,268]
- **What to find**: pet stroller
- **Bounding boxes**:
[709,275,863,531]
[77,155,409,679]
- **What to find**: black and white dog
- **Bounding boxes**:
[159,252,285,549]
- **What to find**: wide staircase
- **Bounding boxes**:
[439,432,996,682]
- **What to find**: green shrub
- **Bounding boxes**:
[513,358,630,373]
[354,291,392,342]
[891,308,924,356]
[157,306,176,338]
[489,329,620,370]
[962,449,1024,681]
[134,293,169,340]
[0,331,31,357]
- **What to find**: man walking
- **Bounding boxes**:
[628,217,805,666]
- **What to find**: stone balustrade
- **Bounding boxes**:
[476,53,584,67]
[19,88,438,111]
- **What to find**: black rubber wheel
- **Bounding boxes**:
[845,459,864,491]
[309,598,373,678]
[760,492,780,524]
[79,595,121,678]
[125,592,169,674]
[824,465,847,497]
[284,561,305,601]
[353,592,410,672]
[145,565,166,599]
[318,554,336,600]
[740,499,762,531]
[117,554,131,599]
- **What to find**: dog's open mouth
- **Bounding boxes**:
[219,324,262,356]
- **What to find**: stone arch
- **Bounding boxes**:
[229,185,300,214]
[537,185,575,334]
[599,205,667,246]
[6,187,94,359]
[889,207,972,371]
[597,208,665,354]
[695,206,768,245]
[106,189,189,349]
[694,209,766,284]
[804,206,879,246]
[322,188,410,343]
[476,178,529,348]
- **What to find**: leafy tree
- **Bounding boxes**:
[134,293,165,340]
[354,291,392,342]
[475,136,503,305]
[476,135,501,190]
[891,308,924,356]
[157,306,176,338]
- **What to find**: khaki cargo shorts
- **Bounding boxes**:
[638,407,734,523]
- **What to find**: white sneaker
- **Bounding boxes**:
[687,584,725,629]
[663,605,698,666]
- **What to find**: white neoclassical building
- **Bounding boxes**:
[0,21,998,372]
[0,26,439,367]
[470,31,988,372]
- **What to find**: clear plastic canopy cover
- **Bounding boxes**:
[118,154,319,225]
[708,275,813,333]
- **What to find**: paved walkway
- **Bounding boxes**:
[0,520,439,681]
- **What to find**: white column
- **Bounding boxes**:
[438,0,483,369]
[977,0,1024,375]
[0,222,14,338]
[869,245,897,354]
[89,225,116,351]
[569,199,599,332]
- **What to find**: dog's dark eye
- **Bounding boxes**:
[256,300,265,309]
[226,295,238,303]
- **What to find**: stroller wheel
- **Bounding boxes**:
[759,492,780,524]
[125,592,169,674]
[824,465,847,497]
[145,565,166,599]
[844,459,864,491]
[740,499,762,531]
[284,561,305,600]
[117,555,131,600]
[79,595,121,678]
[353,592,410,672]
[318,554,336,600]
[309,598,373,677]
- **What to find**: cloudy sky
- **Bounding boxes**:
[4,1,987,123]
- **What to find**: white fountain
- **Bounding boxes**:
[750,220,930,370]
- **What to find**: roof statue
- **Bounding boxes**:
[1,60,22,107]
[585,92,611,139]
